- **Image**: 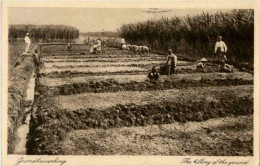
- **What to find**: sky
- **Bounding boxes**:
[8,8,232,32]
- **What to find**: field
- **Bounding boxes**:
[27,44,253,155]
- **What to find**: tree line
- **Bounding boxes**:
[9,24,79,42]
[119,9,254,62]
[80,31,119,38]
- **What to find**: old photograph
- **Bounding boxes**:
[5,5,256,160]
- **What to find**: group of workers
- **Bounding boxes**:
[23,33,233,81]
[89,38,108,54]
[121,38,150,55]
[148,36,234,81]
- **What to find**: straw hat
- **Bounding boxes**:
[200,58,208,62]
[26,33,29,36]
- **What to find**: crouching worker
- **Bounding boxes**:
[165,49,178,75]
[197,58,207,70]
[148,66,160,81]
[220,59,234,73]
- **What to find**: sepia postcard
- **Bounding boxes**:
[1,1,260,166]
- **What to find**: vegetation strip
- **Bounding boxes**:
[42,57,166,63]
[38,72,253,87]
[48,78,253,95]
[41,54,163,59]
[54,85,252,110]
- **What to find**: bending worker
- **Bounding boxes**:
[197,58,208,70]
[120,38,125,50]
[214,36,227,67]
[165,49,178,75]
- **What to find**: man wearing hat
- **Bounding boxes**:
[165,49,178,75]
[197,58,207,70]
[24,33,31,53]
[214,36,227,67]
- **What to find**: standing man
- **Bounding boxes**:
[165,49,178,75]
[214,36,227,67]
[97,38,102,53]
[24,33,31,53]
[67,42,72,51]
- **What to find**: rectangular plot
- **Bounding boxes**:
[54,85,253,110]
[43,61,166,68]
[39,72,253,87]
[42,54,163,59]
[40,66,147,74]
[41,57,166,62]
[61,115,253,155]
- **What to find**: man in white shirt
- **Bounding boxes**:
[24,33,31,53]
[97,38,102,53]
[214,36,227,67]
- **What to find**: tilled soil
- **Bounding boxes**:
[42,57,166,63]
[28,85,253,154]
[61,115,253,155]
[42,54,163,59]
[39,67,147,75]
[54,85,253,110]
[43,61,166,68]
[29,45,254,155]
[38,72,253,87]
[39,65,227,78]
[50,78,252,95]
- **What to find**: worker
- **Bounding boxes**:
[214,36,227,68]
[223,63,234,73]
[220,57,234,73]
[97,38,102,53]
[24,33,31,53]
[89,41,98,54]
[165,49,178,75]
[67,42,72,51]
[120,38,125,49]
[197,58,207,70]
[148,66,160,81]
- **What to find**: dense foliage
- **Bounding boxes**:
[81,31,119,38]
[9,25,79,41]
[119,9,254,62]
